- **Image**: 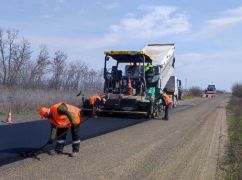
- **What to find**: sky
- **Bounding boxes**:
[0,0,242,91]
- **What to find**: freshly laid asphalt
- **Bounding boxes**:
[0,114,148,166]
[0,104,193,167]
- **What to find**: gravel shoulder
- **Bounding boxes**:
[0,95,229,180]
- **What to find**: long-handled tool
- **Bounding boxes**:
[19,114,94,158]
[20,129,69,158]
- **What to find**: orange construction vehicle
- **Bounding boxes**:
[202,85,216,98]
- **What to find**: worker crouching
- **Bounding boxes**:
[39,102,81,157]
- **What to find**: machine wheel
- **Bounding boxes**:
[146,102,154,119]
[146,111,152,119]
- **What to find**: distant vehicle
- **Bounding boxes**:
[202,85,216,98]
[164,76,183,107]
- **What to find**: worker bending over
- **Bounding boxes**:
[39,102,81,157]
[84,95,106,115]
[160,88,172,120]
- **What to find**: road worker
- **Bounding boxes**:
[39,102,81,157]
[160,88,172,120]
[145,64,154,87]
[144,64,153,73]
[88,95,103,109]
[85,95,106,116]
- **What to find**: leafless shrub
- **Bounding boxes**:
[187,86,203,97]
[232,83,242,98]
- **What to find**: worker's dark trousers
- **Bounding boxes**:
[163,104,171,120]
[55,123,81,153]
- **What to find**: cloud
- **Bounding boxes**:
[78,9,85,15]
[57,0,65,3]
[225,6,242,16]
[206,7,242,27]
[102,2,119,10]
[96,2,119,10]
[176,49,242,90]
[177,48,242,68]
[176,53,203,68]
[109,5,190,40]
[28,5,190,51]
[189,6,242,39]
[206,6,242,27]
[42,15,50,19]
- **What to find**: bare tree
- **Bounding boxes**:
[6,29,19,84]
[28,45,50,87]
[50,50,67,89]
[0,27,104,94]
[0,28,32,86]
[62,61,91,91]
[8,38,31,86]
[0,28,7,84]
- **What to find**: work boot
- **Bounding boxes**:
[70,152,78,157]
[70,144,79,157]
[70,149,79,157]
[55,142,65,154]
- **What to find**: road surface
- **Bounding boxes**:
[0,94,229,179]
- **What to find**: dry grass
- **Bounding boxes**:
[222,95,242,179]
[0,86,98,115]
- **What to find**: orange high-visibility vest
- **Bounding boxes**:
[161,93,172,105]
[48,102,81,128]
[88,96,101,105]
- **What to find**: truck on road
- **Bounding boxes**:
[83,44,176,118]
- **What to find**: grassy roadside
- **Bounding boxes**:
[0,110,39,124]
[222,96,242,179]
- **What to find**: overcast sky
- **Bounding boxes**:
[0,0,242,91]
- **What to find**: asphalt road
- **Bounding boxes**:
[0,95,229,179]
[0,102,193,166]
[0,115,148,166]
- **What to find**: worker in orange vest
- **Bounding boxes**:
[88,95,101,107]
[86,95,106,116]
[88,95,106,109]
[39,102,81,157]
[160,88,172,120]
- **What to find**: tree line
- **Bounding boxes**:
[0,28,103,92]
